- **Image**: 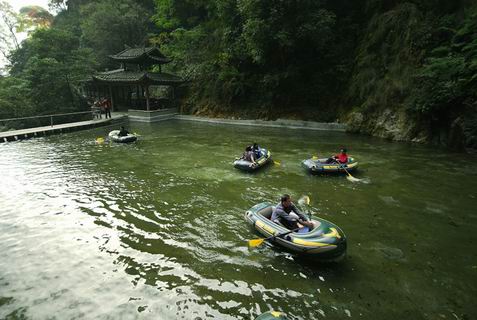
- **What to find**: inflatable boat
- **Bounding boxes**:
[234,149,272,172]
[108,130,137,143]
[302,157,358,174]
[245,202,347,260]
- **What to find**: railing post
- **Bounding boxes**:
[50,116,53,127]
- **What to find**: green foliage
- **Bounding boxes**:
[0,0,150,124]
[80,0,153,67]
[23,56,72,114]
[350,3,423,110]
[0,76,32,119]
[410,8,477,116]
[1,22,98,123]
[153,0,212,31]
[0,0,475,147]
[156,0,339,116]
[411,55,468,115]
[10,28,80,75]
[17,6,54,31]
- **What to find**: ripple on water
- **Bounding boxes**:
[369,242,405,261]
[378,195,401,206]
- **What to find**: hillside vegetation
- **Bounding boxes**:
[0,0,475,150]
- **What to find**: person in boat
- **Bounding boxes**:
[326,148,348,164]
[118,126,129,137]
[271,194,314,230]
[252,143,262,159]
[241,145,256,164]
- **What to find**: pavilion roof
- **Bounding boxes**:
[92,69,183,85]
[108,47,171,65]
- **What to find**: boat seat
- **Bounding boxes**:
[269,206,275,219]
[260,207,274,220]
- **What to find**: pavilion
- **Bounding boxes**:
[84,46,183,112]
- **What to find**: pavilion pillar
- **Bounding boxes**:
[170,86,175,108]
[141,86,145,108]
[108,85,115,112]
[144,85,150,111]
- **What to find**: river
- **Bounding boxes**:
[1,120,476,319]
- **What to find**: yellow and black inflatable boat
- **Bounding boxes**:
[245,202,347,260]
[234,149,272,172]
[302,157,358,174]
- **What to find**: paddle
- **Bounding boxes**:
[248,227,301,248]
[333,159,361,182]
[298,195,310,206]
[298,195,311,220]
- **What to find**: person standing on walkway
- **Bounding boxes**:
[93,99,102,119]
[104,98,112,119]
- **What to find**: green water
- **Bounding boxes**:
[0,121,476,319]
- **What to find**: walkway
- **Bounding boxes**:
[0,114,127,143]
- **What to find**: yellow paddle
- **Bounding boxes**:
[248,227,301,248]
[333,159,361,182]
[273,160,281,166]
[298,195,313,220]
[298,195,310,206]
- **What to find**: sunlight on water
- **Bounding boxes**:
[0,121,476,319]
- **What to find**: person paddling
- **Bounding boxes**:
[241,145,256,166]
[118,126,129,137]
[326,148,348,164]
[252,143,262,159]
[271,194,314,230]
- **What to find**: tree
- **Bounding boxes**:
[18,6,54,31]
[0,76,32,120]
[80,0,154,67]
[0,1,20,68]
[154,0,337,113]
[8,27,98,116]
